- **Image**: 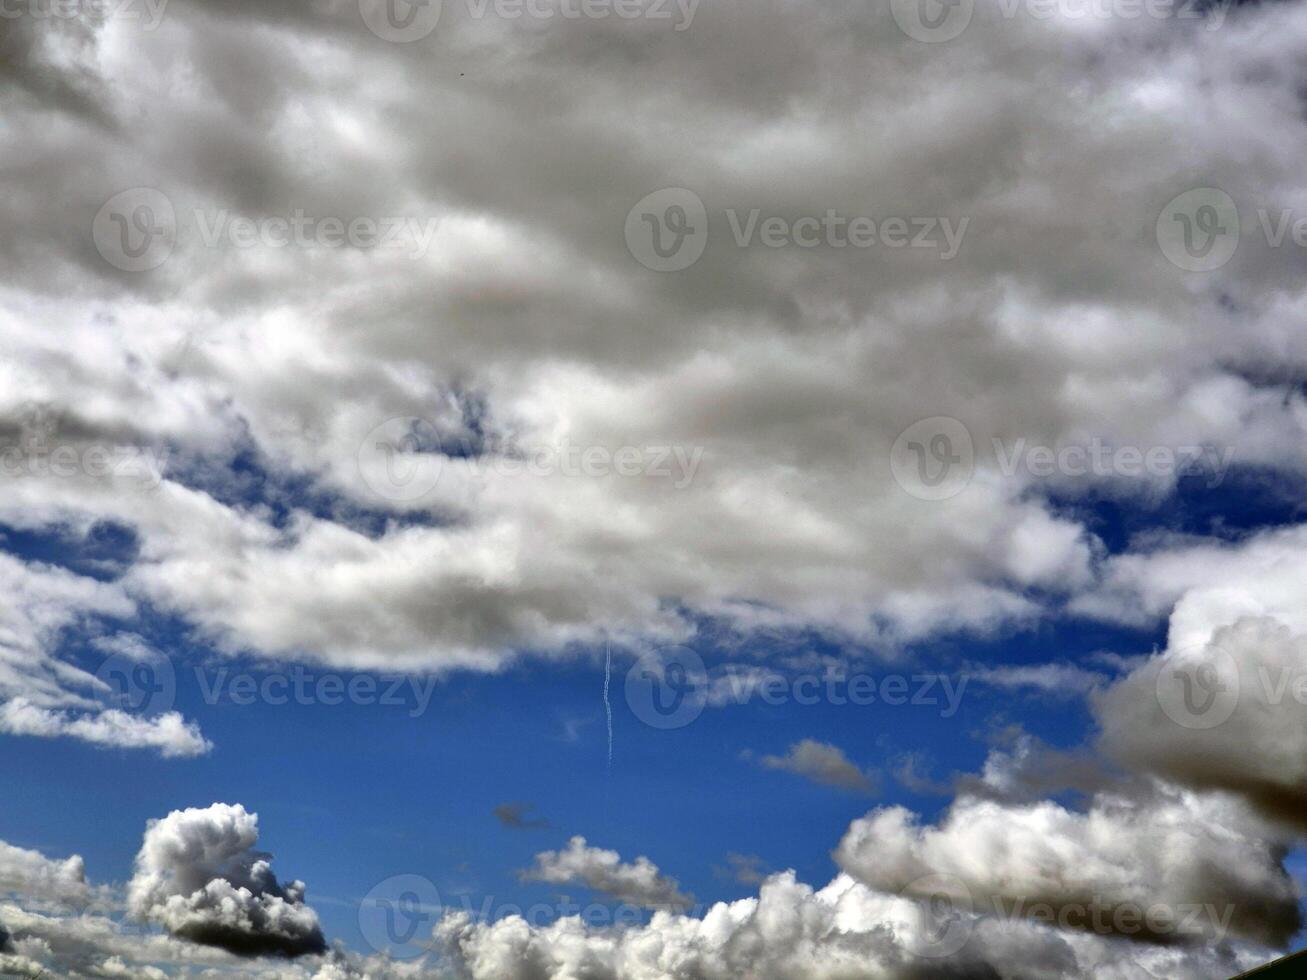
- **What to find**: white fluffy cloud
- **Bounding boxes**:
[127,803,326,959]
[0,698,210,758]
[522,837,693,911]
[834,783,1300,948]
[0,552,210,756]
[435,869,1268,980]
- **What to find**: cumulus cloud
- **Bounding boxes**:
[0,781,1291,979]
[1097,615,1307,830]
[0,839,90,908]
[834,782,1301,948]
[127,803,326,958]
[756,739,876,793]
[0,821,432,979]
[522,837,692,911]
[436,869,1268,980]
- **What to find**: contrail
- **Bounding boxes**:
[603,641,613,771]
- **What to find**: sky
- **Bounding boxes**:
[3,0,1307,977]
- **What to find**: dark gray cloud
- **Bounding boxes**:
[757,739,876,793]
[494,801,550,829]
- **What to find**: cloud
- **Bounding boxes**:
[0,823,426,979]
[966,662,1113,698]
[713,852,769,887]
[493,802,550,830]
[757,739,876,793]
[1097,615,1307,830]
[0,550,210,757]
[1,0,1307,976]
[833,782,1301,948]
[436,869,1269,980]
[521,837,692,911]
[3,0,1307,689]
[0,839,90,908]
[952,728,1112,805]
[127,803,326,959]
[0,698,211,758]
